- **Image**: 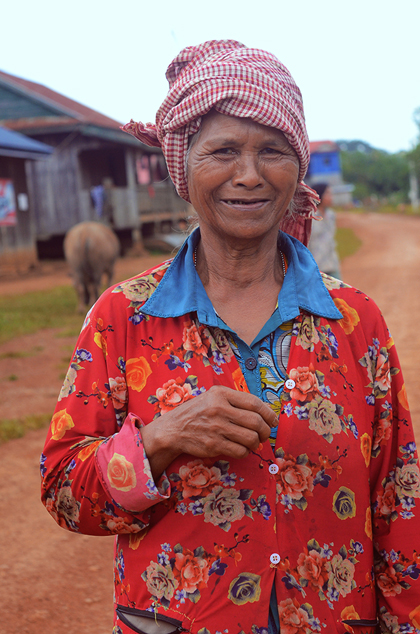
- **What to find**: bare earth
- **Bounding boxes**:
[0,212,419,634]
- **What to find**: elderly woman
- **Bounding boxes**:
[41,41,420,634]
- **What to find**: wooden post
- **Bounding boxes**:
[408,161,419,211]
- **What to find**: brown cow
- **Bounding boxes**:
[64,221,120,313]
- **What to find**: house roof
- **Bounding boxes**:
[0,69,122,131]
[0,69,160,151]
[310,140,339,153]
[0,125,53,160]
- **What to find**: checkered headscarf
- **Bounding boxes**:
[122,39,319,244]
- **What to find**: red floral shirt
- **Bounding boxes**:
[41,238,420,634]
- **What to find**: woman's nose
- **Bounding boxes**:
[231,153,263,188]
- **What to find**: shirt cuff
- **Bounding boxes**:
[96,412,170,513]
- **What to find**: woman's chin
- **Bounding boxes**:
[208,222,280,244]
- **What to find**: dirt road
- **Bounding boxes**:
[336,212,420,430]
[1,211,419,634]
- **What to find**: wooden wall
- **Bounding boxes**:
[26,132,190,244]
[26,135,85,238]
[0,156,37,273]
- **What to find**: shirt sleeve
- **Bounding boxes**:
[40,290,170,537]
[367,312,420,632]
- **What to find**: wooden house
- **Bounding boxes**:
[0,70,190,258]
[0,126,52,272]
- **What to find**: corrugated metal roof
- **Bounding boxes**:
[0,126,53,158]
[79,124,161,151]
[0,69,122,131]
[3,117,77,133]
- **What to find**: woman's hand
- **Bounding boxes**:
[140,385,278,480]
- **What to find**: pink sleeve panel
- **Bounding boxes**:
[95,412,170,512]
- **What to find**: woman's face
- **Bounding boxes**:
[186,111,299,242]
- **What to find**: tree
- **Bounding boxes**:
[340,148,409,201]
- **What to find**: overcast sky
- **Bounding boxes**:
[2,0,419,154]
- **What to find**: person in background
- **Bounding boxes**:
[90,184,105,219]
[308,182,341,279]
[40,40,420,634]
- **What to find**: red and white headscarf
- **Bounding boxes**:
[122,40,319,245]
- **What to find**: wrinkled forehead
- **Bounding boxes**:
[188,109,298,156]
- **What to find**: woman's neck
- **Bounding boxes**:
[195,232,283,289]
[194,231,285,345]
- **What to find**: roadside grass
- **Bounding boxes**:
[0,412,52,444]
[0,285,84,345]
[0,288,83,443]
[0,346,44,359]
[336,226,363,261]
[377,205,416,215]
[336,204,420,216]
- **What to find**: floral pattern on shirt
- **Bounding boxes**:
[359,337,399,404]
[113,265,170,325]
[281,365,358,444]
[40,257,420,634]
[373,441,420,523]
[280,538,361,607]
[58,347,93,400]
[277,598,323,634]
[137,319,234,378]
[375,547,420,598]
[274,447,346,512]
[140,537,250,609]
[168,459,271,529]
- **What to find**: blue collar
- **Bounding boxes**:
[140,228,342,324]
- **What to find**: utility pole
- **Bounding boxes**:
[408,161,419,211]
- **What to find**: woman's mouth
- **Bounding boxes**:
[222,199,269,208]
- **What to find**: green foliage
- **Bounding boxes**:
[0,346,43,359]
[340,149,410,200]
[335,225,363,260]
[0,286,84,345]
[408,143,420,175]
[0,413,52,444]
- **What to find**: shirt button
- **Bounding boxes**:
[270,553,281,565]
[269,463,279,474]
[285,379,295,389]
[245,357,257,370]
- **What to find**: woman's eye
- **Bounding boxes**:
[213,147,236,155]
[261,147,280,155]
